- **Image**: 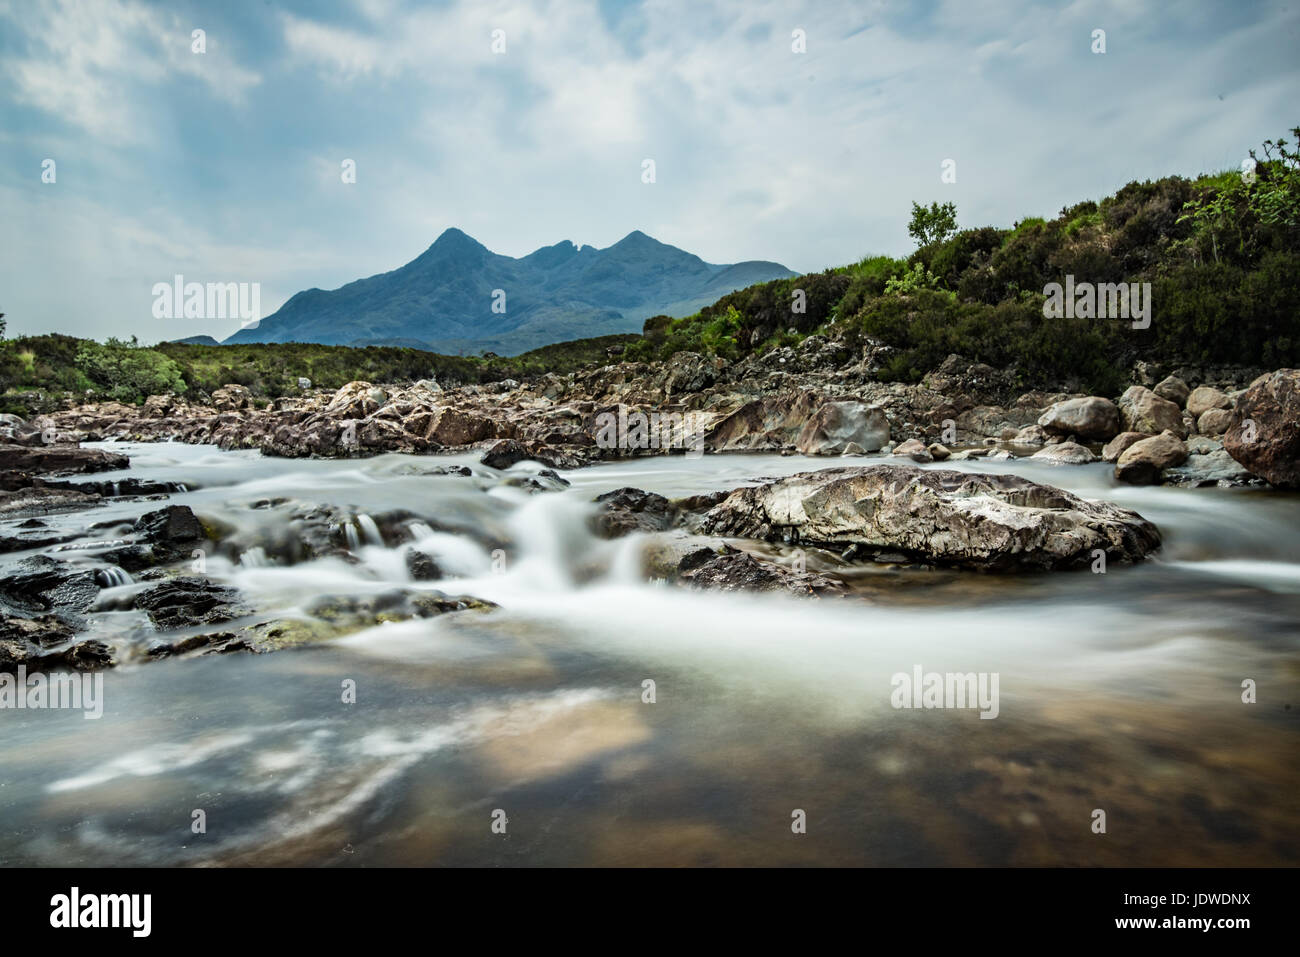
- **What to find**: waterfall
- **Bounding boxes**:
[357,514,384,546]
[240,546,270,568]
[343,523,361,551]
[408,521,435,541]
[95,566,132,588]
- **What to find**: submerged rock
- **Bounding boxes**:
[677,546,846,596]
[699,465,1161,570]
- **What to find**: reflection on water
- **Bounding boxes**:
[1,442,1297,866]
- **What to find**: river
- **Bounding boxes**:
[2,442,1297,866]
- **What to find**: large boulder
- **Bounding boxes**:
[699,465,1161,570]
[1118,386,1187,438]
[1037,397,1120,440]
[1186,386,1231,419]
[1196,408,1233,437]
[1114,430,1188,485]
[210,384,252,412]
[795,401,890,455]
[1102,431,1149,463]
[0,444,129,475]
[1153,376,1190,407]
[1223,369,1300,487]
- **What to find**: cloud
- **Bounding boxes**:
[0,0,260,145]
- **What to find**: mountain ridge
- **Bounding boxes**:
[225,228,796,355]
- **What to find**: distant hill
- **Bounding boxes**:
[224,228,795,355]
[170,335,221,346]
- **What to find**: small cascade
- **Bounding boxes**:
[240,546,270,568]
[112,481,121,496]
[408,521,435,541]
[357,514,384,546]
[343,523,361,551]
[95,566,132,588]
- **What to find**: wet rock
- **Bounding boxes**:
[678,546,846,596]
[134,577,249,631]
[699,465,1161,570]
[1118,386,1187,438]
[304,589,496,630]
[134,504,203,547]
[1223,369,1300,488]
[794,401,890,455]
[405,549,443,581]
[1030,441,1096,465]
[1164,449,1256,488]
[927,443,952,461]
[890,438,932,462]
[0,444,129,476]
[592,487,676,538]
[1037,397,1120,440]
[0,555,100,618]
[1114,431,1188,485]
[480,438,582,470]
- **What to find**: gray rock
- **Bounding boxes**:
[699,465,1161,570]
[795,401,889,455]
[1037,397,1120,440]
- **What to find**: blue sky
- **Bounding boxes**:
[1,0,1297,342]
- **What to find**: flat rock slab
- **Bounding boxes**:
[699,465,1161,571]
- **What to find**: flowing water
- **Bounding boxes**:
[2,442,1298,866]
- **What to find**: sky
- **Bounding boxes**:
[1,0,1297,343]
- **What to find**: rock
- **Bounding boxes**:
[211,384,252,411]
[1164,449,1255,487]
[1102,431,1149,462]
[325,381,383,420]
[298,377,312,390]
[1196,407,1233,436]
[1118,386,1187,438]
[794,401,890,455]
[420,408,496,446]
[1153,376,1191,407]
[1115,430,1188,484]
[1186,386,1231,419]
[1012,425,1049,447]
[479,438,581,470]
[927,443,951,461]
[1037,397,1120,440]
[699,465,1160,570]
[133,577,249,631]
[134,504,203,547]
[0,444,129,476]
[678,547,845,596]
[405,549,443,581]
[1223,369,1300,487]
[890,438,932,463]
[591,488,676,538]
[0,555,100,618]
[1030,441,1096,465]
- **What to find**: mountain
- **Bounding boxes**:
[224,229,796,355]
[171,335,221,346]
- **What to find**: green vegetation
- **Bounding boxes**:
[620,125,1300,393]
[0,332,637,412]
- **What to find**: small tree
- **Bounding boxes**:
[908,201,958,247]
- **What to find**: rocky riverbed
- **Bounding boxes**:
[1,356,1298,865]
